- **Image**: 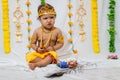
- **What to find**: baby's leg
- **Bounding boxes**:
[28,56,52,70]
[30,57,42,63]
[29,57,42,70]
[28,63,36,70]
[36,55,53,67]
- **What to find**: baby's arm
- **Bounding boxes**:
[45,28,64,52]
[30,28,48,53]
[53,29,64,51]
[30,29,38,51]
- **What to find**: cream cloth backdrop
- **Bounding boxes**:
[0,0,120,66]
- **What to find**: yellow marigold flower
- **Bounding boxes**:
[73,49,78,54]
[68,30,72,34]
[67,4,72,8]
[26,10,31,15]
[27,44,31,48]
[25,1,31,6]
[68,38,72,43]
[68,12,72,17]
[68,21,73,26]
[26,19,32,24]
[27,27,31,31]
[94,48,100,53]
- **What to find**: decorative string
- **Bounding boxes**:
[67,0,78,54]
[25,0,32,51]
[1,0,11,53]
[107,0,116,53]
[13,0,24,42]
[76,0,87,41]
[91,0,100,53]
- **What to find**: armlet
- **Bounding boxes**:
[30,37,36,43]
[57,36,64,43]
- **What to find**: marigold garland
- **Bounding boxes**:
[107,0,116,52]
[67,0,78,54]
[91,0,100,53]
[26,0,32,51]
[1,0,11,53]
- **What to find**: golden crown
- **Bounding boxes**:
[38,4,56,16]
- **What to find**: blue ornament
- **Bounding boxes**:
[57,61,68,68]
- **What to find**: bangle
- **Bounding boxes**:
[52,46,55,51]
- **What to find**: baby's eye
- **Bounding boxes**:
[43,17,48,19]
[50,17,54,19]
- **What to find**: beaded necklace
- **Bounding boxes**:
[40,26,54,49]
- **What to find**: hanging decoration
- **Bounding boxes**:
[26,0,32,51]
[67,0,78,54]
[13,0,24,42]
[76,0,87,41]
[107,0,116,53]
[91,0,100,53]
[1,0,11,53]
[107,0,118,59]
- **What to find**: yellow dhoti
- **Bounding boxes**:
[26,51,58,63]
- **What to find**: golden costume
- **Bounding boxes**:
[26,51,58,63]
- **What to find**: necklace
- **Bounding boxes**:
[42,26,54,33]
[40,27,54,49]
[42,28,52,33]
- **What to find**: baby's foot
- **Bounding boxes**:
[28,63,36,70]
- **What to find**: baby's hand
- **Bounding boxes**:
[46,46,53,52]
[37,48,46,53]
[43,48,48,52]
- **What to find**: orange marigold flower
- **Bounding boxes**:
[27,35,31,39]
[26,10,31,15]
[26,19,32,24]
[73,50,78,54]
[68,30,73,34]
[68,12,72,17]
[25,1,31,5]
[68,21,73,26]
[27,27,31,31]
[67,4,72,8]
[68,38,72,43]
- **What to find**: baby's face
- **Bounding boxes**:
[39,14,56,30]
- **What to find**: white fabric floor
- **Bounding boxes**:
[0,58,120,80]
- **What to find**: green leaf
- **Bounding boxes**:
[41,0,46,4]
